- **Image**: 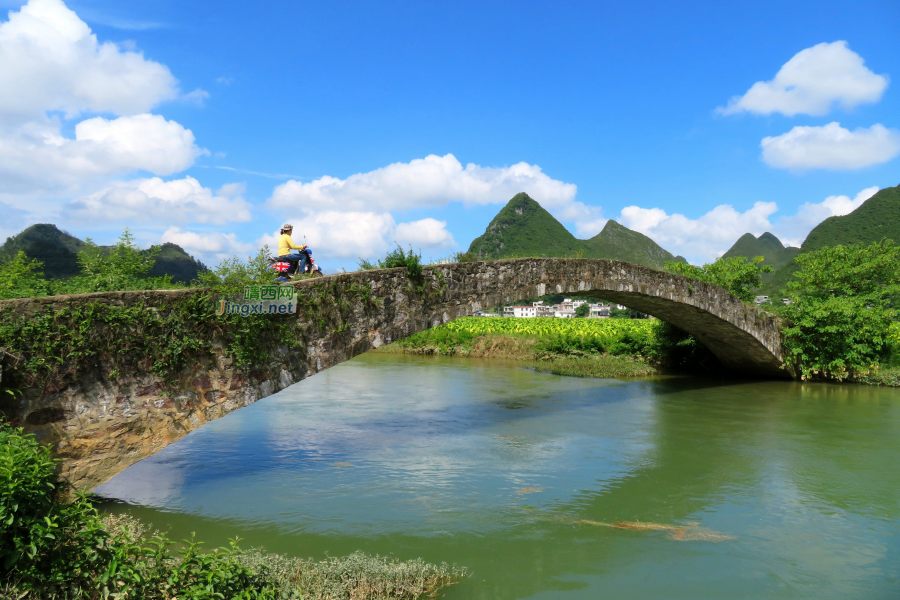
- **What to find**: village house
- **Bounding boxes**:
[502,299,613,319]
[589,304,610,318]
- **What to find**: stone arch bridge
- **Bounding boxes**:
[0,258,787,491]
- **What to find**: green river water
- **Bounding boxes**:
[96,353,900,599]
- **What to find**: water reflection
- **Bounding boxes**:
[96,353,900,599]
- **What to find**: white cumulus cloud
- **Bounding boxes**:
[614,185,882,263]
[270,153,578,213]
[161,227,254,262]
[64,176,251,225]
[265,154,596,262]
[718,41,888,117]
[258,212,396,261]
[0,0,205,202]
[259,212,456,261]
[761,122,900,170]
[619,202,779,263]
[0,0,179,121]
[268,154,596,259]
[0,114,203,192]
[395,218,456,249]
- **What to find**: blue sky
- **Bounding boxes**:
[1,0,898,270]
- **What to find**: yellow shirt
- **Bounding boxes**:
[278,233,303,256]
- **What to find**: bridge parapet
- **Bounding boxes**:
[0,259,787,490]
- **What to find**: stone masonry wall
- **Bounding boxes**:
[0,258,788,491]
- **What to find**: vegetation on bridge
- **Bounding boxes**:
[0,248,299,395]
[664,256,773,303]
[0,233,377,398]
[0,423,466,599]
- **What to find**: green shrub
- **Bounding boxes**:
[358,245,422,279]
[778,240,900,380]
[608,306,647,319]
[62,230,175,294]
[533,327,655,358]
[197,247,275,296]
[0,423,277,598]
[105,535,275,600]
[0,251,52,300]
[532,354,657,379]
[452,251,479,263]
[0,425,113,595]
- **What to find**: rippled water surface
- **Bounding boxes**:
[97,353,900,599]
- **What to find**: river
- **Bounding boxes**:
[96,352,900,599]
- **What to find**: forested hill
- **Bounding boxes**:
[762,183,900,294]
[466,193,684,269]
[723,232,799,272]
[0,224,208,283]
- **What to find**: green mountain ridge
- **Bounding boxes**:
[722,231,799,285]
[723,232,799,271]
[762,184,900,295]
[467,193,683,269]
[0,224,86,279]
[0,224,208,283]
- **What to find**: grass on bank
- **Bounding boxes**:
[0,424,466,600]
[532,354,658,379]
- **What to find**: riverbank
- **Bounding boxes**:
[851,366,900,387]
[375,335,659,379]
[102,515,466,600]
[376,317,900,385]
[374,317,661,379]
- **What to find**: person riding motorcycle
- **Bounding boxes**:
[278,223,308,275]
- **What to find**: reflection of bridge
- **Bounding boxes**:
[3,258,787,490]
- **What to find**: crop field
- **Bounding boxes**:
[395,316,661,358]
[442,316,655,339]
[387,316,662,377]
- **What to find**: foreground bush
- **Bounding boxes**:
[0,424,465,599]
[778,240,900,381]
[0,423,274,599]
